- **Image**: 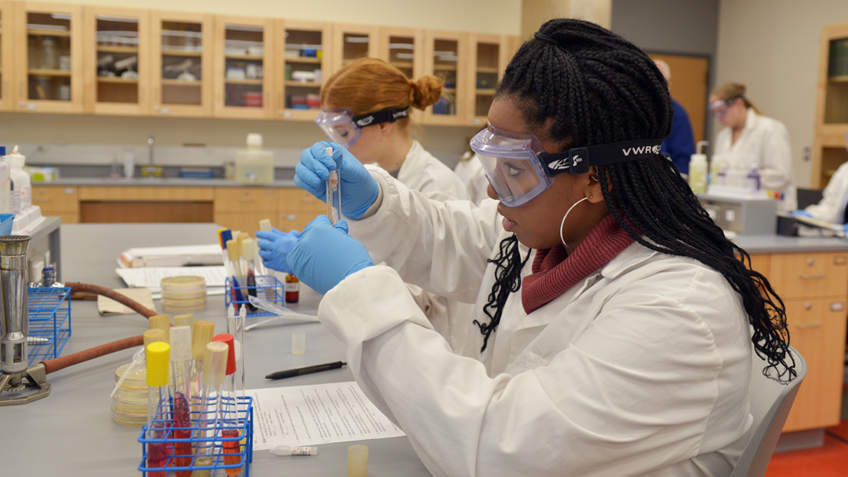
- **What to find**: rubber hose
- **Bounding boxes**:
[41,282,159,375]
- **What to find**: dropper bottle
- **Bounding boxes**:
[193,341,228,477]
[170,326,194,477]
[212,333,242,476]
[241,238,258,311]
[145,342,171,477]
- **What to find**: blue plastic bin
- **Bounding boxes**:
[0,213,13,236]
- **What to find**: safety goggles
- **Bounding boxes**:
[314,107,409,148]
[708,96,741,119]
[470,124,663,207]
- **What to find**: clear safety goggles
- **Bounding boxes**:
[470,124,664,207]
[707,96,741,119]
[314,107,409,148]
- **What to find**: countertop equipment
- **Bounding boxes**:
[698,192,778,236]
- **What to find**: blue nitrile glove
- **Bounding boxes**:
[256,228,301,274]
[792,210,813,219]
[843,222,848,233]
[295,141,379,219]
[286,216,373,295]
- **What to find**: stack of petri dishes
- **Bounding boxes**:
[161,275,207,313]
[112,362,149,427]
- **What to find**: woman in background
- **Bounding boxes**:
[709,82,797,210]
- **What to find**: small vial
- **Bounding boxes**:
[325,146,342,225]
[292,330,305,355]
[270,445,317,456]
[285,274,300,303]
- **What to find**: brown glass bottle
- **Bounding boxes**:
[285,274,300,303]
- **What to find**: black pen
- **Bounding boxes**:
[265,361,347,380]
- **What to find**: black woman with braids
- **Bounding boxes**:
[264,18,795,477]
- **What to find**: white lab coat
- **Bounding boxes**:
[453,152,490,205]
[804,161,848,223]
[392,140,474,351]
[319,167,753,477]
[714,108,797,211]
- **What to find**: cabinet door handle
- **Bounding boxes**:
[799,274,825,280]
[795,323,823,329]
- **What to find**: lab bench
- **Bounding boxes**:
[31,181,325,234]
[1,223,430,477]
[735,234,848,450]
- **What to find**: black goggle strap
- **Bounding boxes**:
[539,138,664,176]
[351,107,410,128]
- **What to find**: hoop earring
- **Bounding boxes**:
[560,196,591,252]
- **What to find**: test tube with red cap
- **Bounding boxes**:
[212,333,242,476]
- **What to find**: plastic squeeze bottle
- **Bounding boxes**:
[7,146,31,214]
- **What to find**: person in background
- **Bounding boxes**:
[275,19,794,476]
[454,149,489,205]
[793,136,848,229]
[654,59,696,176]
[259,57,471,351]
[709,82,797,211]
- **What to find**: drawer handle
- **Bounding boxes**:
[799,274,825,280]
[795,323,823,329]
[238,198,255,203]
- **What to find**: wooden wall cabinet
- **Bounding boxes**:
[331,23,378,73]
[811,22,848,188]
[377,26,424,122]
[0,1,14,111]
[149,11,213,117]
[752,251,848,433]
[274,19,330,121]
[14,1,84,113]
[465,33,515,127]
[213,15,275,120]
[83,6,149,115]
[422,30,467,126]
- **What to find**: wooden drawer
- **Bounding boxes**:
[214,187,277,213]
[213,211,273,237]
[79,186,214,201]
[278,188,325,213]
[769,252,848,300]
[32,186,79,213]
[278,211,321,233]
[781,297,848,432]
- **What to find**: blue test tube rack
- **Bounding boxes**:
[138,395,254,476]
[26,286,72,366]
[224,275,284,317]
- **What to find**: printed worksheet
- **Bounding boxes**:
[246,382,405,450]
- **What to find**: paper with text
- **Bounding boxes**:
[247,382,405,450]
[115,266,228,290]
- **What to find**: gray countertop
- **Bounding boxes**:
[33,178,298,188]
[733,234,848,254]
[1,223,430,477]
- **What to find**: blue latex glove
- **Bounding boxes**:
[295,141,379,219]
[286,216,373,295]
[843,222,848,233]
[792,210,813,219]
[256,228,301,274]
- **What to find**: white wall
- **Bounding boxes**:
[716,0,848,188]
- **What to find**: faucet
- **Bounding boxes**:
[147,133,155,179]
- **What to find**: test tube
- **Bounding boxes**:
[191,321,215,398]
[149,314,171,345]
[212,333,242,476]
[238,306,246,409]
[145,342,171,477]
[241,238,258,311]
[194,341,229,477]
[170,326,194,477]
[326,147,342,225]
[226,239,246,307]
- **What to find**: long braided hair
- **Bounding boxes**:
[479,18,794,380]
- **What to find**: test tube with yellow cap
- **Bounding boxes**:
[145,341,170,477]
